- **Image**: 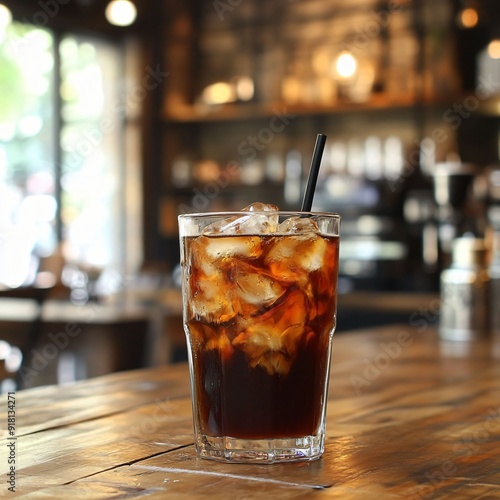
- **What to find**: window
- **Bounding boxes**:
[59,36,122,275]
[0,23,55,288]
[0,20,136,297]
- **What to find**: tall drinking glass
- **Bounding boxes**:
[178,209,340,463]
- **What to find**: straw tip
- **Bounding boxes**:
[301,133,327,212]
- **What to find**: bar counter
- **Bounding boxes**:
[1,324,499,499]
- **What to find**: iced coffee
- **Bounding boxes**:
[178,204,340,463]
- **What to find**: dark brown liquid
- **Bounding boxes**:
[184,233,339,439]
[192,329,331,439]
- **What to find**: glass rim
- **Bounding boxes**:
[178,211,341,219]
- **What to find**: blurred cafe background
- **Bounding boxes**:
[1,0,500,391]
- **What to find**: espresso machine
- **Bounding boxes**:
[431,161,483,267]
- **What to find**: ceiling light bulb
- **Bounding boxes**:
[0,4,12,30]
[488,39,500,59]
[105,0,137,27]
[458,7,478,28]
[334,51,358,80]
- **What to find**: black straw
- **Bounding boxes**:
[301,133,327,212]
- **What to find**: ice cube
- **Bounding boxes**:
[190,236,214,271]
[252,350,293,376]
[187,320,233,359]
[233,261,285,308]
[226,213,278,234]
[231,289,307,375]
[232,325,295,376]
[265,232,327,281]
[277,216,320,234]
[300,236,329,271]
[187,320,217,347]
[251,324,308,376]
[204,214,277,235]
[188,265,237,323]
[203,203,279,235]
[202,235,264,260]
[241,202,279,212]
[206,331,233,360]
[202,215,241,235]
[239,202,279,233]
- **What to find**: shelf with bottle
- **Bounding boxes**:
[163,129,414,215]
[162,90,483,125]
[161,0,465,126]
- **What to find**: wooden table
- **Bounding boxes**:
[1,324,499,499]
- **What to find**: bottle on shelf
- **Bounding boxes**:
[488,231,500,334]
[439,236,489,341]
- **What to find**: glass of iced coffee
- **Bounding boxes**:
[178,203,340,463]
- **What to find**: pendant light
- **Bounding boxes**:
[105,0,137,27]
[456,1,479,29]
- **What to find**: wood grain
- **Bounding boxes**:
[1,325,500,499]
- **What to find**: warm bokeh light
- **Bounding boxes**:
[458,8,478,28]
[487,39,500,59]
[334,51,358,80]
[105,0,137,27]
[202,82,236,105]
[235,77,254,101]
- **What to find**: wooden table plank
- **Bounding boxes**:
[2,398,193,494]
[2,325,500,499]
[0,364,190,438]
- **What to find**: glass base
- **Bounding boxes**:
[196,433,325,464]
